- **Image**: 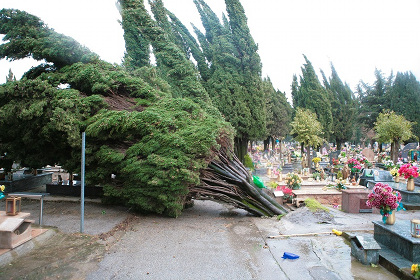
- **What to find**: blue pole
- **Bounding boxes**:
[80,132,85,233]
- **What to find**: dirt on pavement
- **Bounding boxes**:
[0,199,137,280]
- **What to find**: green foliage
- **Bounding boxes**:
[170,0,268,160]
[264,77,292,139]
[322,64,356,148]
[293,55,332,139]
[86,98,233,217]
[0,78,106,169]
[0,9,98,68]
[374,111,416,143]
[386,72,420,139]
[290,108,324,148]
[243,153,253,170]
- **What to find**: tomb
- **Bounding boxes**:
[350,235,381,265]
[0,170,52,193]
[373,220,420,263]
[341,189,372,213]
[0,212,33,249]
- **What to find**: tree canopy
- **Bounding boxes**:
[374,111,417,163]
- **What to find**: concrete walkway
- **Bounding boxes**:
[85,200,405,280]
[0,193,416,279]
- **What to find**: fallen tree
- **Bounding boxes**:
[0,7,288,217]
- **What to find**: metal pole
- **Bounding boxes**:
[80,132,85,233]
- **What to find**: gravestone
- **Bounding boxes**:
[401,142,418,162]
[329,151,340,165]
[361,148,375,162]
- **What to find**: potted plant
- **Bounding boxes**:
[347,158,362,180]
[285,173,302,190]
[398,163,419,191]
[335,179,347,191]
[312,157,321,169]
[366,182,404,225]
[390,167,400,183]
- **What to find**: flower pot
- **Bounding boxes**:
[385,211,396,225]
[394,176,400,183]
[407,178,415,191]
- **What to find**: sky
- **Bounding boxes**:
[1,0,420,100]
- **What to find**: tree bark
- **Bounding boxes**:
[234,137,248,164]
[307,145,311,173]
[193,147,289,216]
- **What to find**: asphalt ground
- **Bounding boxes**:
[0,192,418,279]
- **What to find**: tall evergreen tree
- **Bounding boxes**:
[387,71,420,139]
[263,77,292,150]
[166,0,267,162]
[358,69,392,130]
[292,55,333,140]
[322,64,356,149]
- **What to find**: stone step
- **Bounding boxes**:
[377,243,415,280]
[401,202,420,211]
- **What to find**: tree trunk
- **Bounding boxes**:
[307,145,311,173]
[234,137,248,164]
[263,137,270,151]
[271,137,276,151]
[279,139,282,163]
[193,146,289,216]
[391,141,399,164]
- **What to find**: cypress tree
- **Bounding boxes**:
[292,55,333,140]
[387,72,420,138]
[322,64,356,149]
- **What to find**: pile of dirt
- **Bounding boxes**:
[283,206,336,225]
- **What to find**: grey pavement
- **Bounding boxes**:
[1,196,417,279]
[85,200,408,280]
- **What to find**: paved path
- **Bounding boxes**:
[86,200,403,280]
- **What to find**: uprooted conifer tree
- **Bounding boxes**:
[0,2,288,217]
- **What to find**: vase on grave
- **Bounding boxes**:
[385,211,396,225]
[394,176,399,183]
[407,178,415,191]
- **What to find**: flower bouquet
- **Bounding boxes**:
[335,179,347,191]
[285,173,302,190]
[312,157,321,164]
[399,163,419,191]
[278,185,293,202]
[390,167,399,178]
[398,163,419,179]
[347,158,362,173]
[366,183,404,223]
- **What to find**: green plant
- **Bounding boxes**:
[336,171,343,179]
[312,172,320,180]
[412,263,420,279]
[277,214,286,220]
[304,198,329,212]
[285,172,302,190]
[244,153,254,170]
[335,179,347,191]
[268,181,278,189]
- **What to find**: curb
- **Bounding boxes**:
[0,228,56,266]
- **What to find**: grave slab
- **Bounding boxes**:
[373,220,420,262]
